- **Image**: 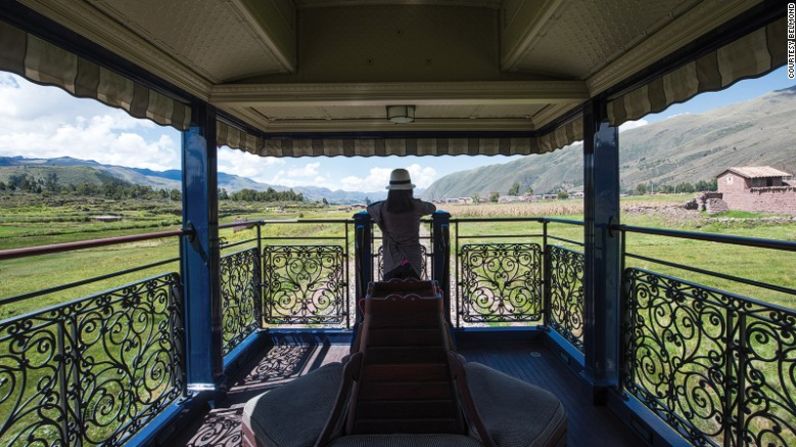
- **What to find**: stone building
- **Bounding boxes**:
[716,166,795,214]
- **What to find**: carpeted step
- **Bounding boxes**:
[352,418,461,434]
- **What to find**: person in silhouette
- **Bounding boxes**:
[367,168,436,280]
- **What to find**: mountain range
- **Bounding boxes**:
[3,86,794,203]
[0,156,386,204]
[422,85,796,199]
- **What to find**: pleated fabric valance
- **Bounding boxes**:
[607,18,786,126]
[0,20,191,130]
[217,115,583,158]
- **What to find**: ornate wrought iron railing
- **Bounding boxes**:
[374,242,430,279]
[548,245,585,350]
[0,273,185,447]
[258,219,353,328]
[616,224,796,447]
[459,242,543,323]
[0,229,188,447]
[448,217,583,328]
[7,213,796,447]
[263,244,347,325]
[219,247,261,355]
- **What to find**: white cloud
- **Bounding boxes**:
[286,162,320,178]
[618,119,649,133]
[663,112,691,120]
[339,163,438,192]
[217,147,284,182]
[406,164,437,189]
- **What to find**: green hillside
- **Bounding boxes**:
[0,165,121,187]
[423,86,796,199]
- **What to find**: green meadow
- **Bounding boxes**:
[2,192,795,320]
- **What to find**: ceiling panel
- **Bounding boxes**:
[88,0,293,82]
[511,0,701,79]
[252,103,551,121]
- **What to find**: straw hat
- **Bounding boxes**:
[386,168,415,190]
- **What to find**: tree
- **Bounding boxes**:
[635,183,648,195]
[44,172,59,192]
[489,192,500,203]
[525,186,534,195]
[0,181,5,191]
[322,198,329,206]
[219,188,229,200]
[557,190,569,200]
[675,182,695,193]
[472,193,481,204]
[508,182,521,196]
[8,173,33,191]
[169,189,181,201]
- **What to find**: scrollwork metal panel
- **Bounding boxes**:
[548,245,585,350]
[263,245,346,325]
[0,273,185,447]
[374,244,429,279]
[459,243,543,323]
[623,268,796,447]
[220,248,261,355]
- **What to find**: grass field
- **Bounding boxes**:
[1,192,795,320]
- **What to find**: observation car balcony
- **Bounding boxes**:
[0,1,790,446]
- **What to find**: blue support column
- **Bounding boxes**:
[432,210,451,324]
[353,211,373,323]
[582,98,621,403]
[181,102,223,391]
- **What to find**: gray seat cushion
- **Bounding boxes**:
[243,361,566,447]
[465,362,567,447]
[243,362,344,447]
[328,434,483,447]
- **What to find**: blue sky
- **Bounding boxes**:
[0,67,793,192]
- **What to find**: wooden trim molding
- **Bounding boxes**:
[295,0,501,9]
[231,0,297,72]
[210,81,589,106]
[501,0,567,70]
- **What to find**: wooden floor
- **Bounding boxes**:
[173,334,641,447]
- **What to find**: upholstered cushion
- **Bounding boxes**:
[328,434,483,447]
[243,362,344,447]
[465,362,567,447]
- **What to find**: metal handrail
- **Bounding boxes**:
[612,224,796,252]
[0,228,191,261]
[450,216,545,223]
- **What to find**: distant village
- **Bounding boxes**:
[430,166,796,215]
[432,191,584,206]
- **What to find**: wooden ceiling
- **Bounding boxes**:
[19,0,762,134]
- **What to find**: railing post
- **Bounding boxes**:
[432,210,452,325]
[353,211,373,323]
[254,222,263,329]
[582,98,621,404]
[542,219,551,328]
[180,101,223,392]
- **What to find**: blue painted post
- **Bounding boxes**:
[353,211,373,323]
[181,102,223,391]
[432,210,452,324]
[582,98,621,404]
